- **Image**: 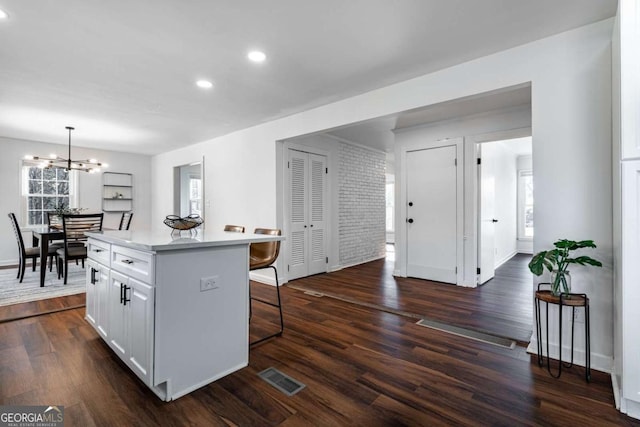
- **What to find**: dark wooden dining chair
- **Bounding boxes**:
[57,213,104,284]
[119,211,134,230]
[8,213,58,283]
[44,211,66,271]
[249,228,283,345]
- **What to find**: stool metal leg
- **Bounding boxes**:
[250,265,284,346]
[563,304,575,369]
[535,297,544,367]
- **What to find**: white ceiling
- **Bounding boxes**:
[0,0,617,155]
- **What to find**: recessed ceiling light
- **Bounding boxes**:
[196,80,213,89]
[0,9,8,19]
[247,50,266,63]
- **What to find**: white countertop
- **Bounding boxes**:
[86,229,284,252]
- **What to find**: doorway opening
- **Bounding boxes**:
[476,136,533,285]
[277,83,533,342]
[173,161,204,219]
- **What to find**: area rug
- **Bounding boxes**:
[0,264,86,307]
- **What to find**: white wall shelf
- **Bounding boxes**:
[103,172,133,213]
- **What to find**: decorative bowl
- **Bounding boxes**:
[163,214,204,233]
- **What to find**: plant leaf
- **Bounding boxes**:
[554,239,574,249]
[572,255,602,267]
[575,240,597,249]
[528,251,548,275]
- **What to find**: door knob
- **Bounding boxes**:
[408,202,413,207]
[492,219,498,223]
[407,218,414,224]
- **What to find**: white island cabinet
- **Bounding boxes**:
[85,230,283,401]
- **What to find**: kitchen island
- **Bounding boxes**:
[84,230,283,401]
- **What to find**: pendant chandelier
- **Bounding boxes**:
[25,126,107,173]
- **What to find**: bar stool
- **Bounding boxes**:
[249,228,283,346]
[224,224,245,233]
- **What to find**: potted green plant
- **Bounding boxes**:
[49,206,87,228]
[528,239,603,296]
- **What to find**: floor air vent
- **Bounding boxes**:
[303,290,324,297]
[258,367,306,396]
[416,319,516,349]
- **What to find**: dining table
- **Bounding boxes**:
[31,226,64,288]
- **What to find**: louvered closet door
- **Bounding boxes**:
[287,149,327,281]
[307,153,327,275]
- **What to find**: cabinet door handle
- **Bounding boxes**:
[121,259,134,264]
[90,268,98,284]
[93,248,104,253]
[120,283,125,304]
[123,285,131,306]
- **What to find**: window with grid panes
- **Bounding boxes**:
[23,163,74,226]
[518,170,534,238]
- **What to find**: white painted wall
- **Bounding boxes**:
[338,143,386,266]
[152,20,613,371]
[612,4,624,409]
[0,136,152,266]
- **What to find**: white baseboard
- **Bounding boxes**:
[621,398,640,420]
[0,259,18,268]
[612,372,621,410]
[249,271,279,286]
[526,337,612,374]
[329,255,386,273]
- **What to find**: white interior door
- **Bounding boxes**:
[308,153,327,275]
[287,149,327,280]
[406,145,457,284]
[478,144,497,284]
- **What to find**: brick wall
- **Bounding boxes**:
[338,143,386,266]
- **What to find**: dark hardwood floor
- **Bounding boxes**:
[0,293,85,324]
[288,250,534,344]
[0,284,637,426]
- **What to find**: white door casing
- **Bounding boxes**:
[287,149,327,280]
[478,143,497,284]
[406,145,457,284]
